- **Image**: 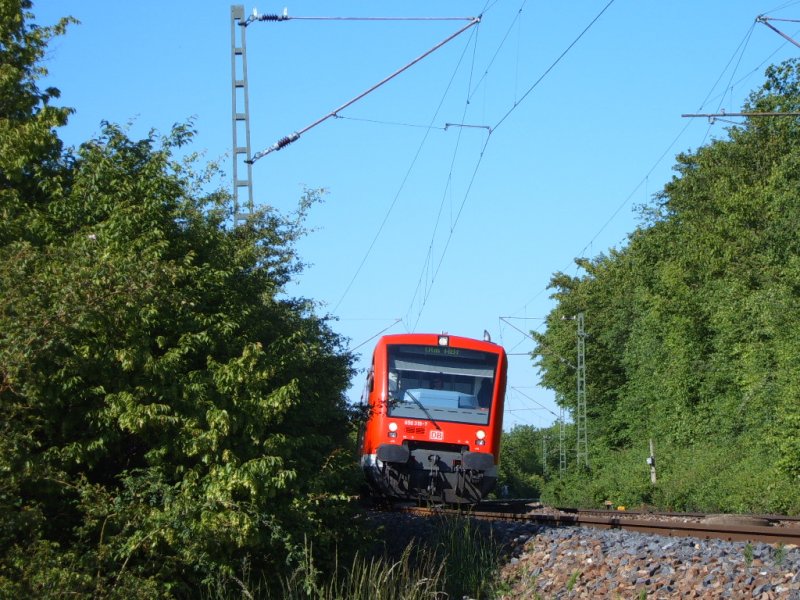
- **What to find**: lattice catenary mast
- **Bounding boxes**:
[228,4,479,222]
[230,5,254,226]
[559,407,567,474]
[575,312,588,469]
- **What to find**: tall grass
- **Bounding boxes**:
[206,514,503,599]
[427,513,501,599]
[281,544,445,600]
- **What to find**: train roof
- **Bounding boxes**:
[374,333,506,355]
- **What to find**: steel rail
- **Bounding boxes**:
[559,506,800,524]
[395,505,800,546]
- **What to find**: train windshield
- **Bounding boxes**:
[385,344,498,425]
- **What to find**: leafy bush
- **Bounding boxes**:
[497,425,546,498]
[1,3,363,595]
[540,439,800,515]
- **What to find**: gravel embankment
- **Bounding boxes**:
[367,512,800,598]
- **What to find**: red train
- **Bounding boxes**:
[359,333,507,504]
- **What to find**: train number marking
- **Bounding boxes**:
[429,430,444,441]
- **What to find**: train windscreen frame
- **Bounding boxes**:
[385,344,498,425]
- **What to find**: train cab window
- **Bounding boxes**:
[477,379,492,408]
[385,344,499,425]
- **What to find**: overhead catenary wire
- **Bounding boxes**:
[466,0,529,105]
[499,315,545,353]
[714,22,757,116]
[246,16,481,163]
[576,9,799,256]
[757,14,800,47]
[684,18,758,116]
[344,0,614,422]
[332,114,447,131]
[280,0,615,326]
[407,133,491,331]
[501,404,537,425]
[505,7,787,320]
[510,386,560,419]
[405,0,618,329]
[289,1,616,326]
[404,23,485,330]
[331,114,491,132]
[500,316,575,369]
[227,5,800,432]
[348,318,403,353]
[491,0,617,134]
[699,22,799,116]
[332,22,482,316]
[684,111,800,119]
[765,0,800,12]
[246,13,479,25]
[505,116,695,321]
[497,7,799,432]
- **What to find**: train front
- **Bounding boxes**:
[360,333,507,504]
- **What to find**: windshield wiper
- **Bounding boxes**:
[404,390,441,430]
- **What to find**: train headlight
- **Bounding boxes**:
[438,335,449,346]
[388,422,398,438]
[475,429,486,446]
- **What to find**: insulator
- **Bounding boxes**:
[248,133,299,164]
[272,132,300,152]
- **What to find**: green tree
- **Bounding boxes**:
[533,58,800,513]
[1,4,360,596]
[532,251,643,450]
[497,425,547,498]
[0,0,73,244]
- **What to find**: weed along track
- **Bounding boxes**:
[374,503,800,597]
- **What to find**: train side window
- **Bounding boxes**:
[361,365,374,406]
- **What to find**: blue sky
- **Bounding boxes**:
[35,1,800,430]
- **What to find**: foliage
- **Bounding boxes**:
[532,58,800,514]
[540,438,800,515]
[497,425,546,498]
[1,3,362,596]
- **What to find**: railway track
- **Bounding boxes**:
[393,500,800,545]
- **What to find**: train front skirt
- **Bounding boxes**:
[362,443,497,504]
